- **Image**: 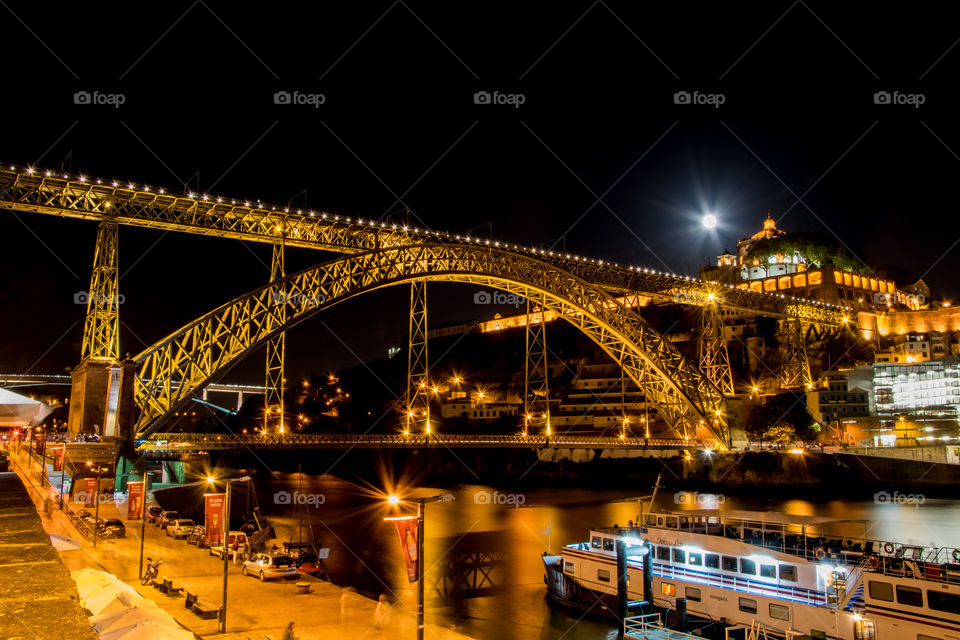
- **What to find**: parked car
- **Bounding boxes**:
[157,510,180,528]
[241,552,297,581]
[185,525,206,547]
[98,519,126,538]
[146,506,163,524]
[166,519,196,538]
[209,531,249,560]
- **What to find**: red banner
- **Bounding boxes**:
[391,516,420,583]
[34,433,46,457]
[84,478,97,507]
[204,493,226,546]
[52,446,65,472]
[127,481,145,520]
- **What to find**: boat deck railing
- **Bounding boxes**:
[653,562,827,607]
[624,613,704,640]
[619,515,960,583]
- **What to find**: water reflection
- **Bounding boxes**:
[255,475,960,640]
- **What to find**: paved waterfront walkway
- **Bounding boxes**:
[6,447,473,640]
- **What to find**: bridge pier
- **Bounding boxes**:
[523,298,550,434]
[698,300,734,396]
[264,240,286,433]
[406,281,430,433]
[67,358,136,446]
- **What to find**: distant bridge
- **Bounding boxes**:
[140,432,709,452]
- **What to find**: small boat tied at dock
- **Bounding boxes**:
[543,508,960,639]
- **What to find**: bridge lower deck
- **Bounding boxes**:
[141,433,711,452]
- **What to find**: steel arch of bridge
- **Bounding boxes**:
[133,244,730,448]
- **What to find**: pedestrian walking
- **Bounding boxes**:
[372,593,391,635]
[282,621,295,640]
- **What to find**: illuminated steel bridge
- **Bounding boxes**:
[140,432,708,452]
[0,165,856,452]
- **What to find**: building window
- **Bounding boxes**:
[764,279,777,292]
[661,582,676,596]
[685,586,701,602]
[809,271,822,286]
[868,581,894,602]
[597,569,610,583]
[793,273,806,288]
[769,603,790,620]
[779,276,791,290]
[739,598,758,614]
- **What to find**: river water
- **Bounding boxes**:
[251,473,960,640]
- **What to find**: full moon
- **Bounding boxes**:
[702,213,718,229]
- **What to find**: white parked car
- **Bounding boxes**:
[241,552,297,581]
[166,519,196,538]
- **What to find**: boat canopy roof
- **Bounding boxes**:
[666,509,864,527]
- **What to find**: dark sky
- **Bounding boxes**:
[1,2,959,381]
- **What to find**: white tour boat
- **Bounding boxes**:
[543,508,960,639]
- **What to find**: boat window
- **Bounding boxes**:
[591,536,601,549]
[868,581,894,602]
[603,538,615,552]
[685,586,701,602]
[597,569,610,583]
[672,549,686,563]
[705,554,720,569]
[927,590,960,615]
[779,565,797,582]
[760,564,776,579]
[661,582,676,596]
[739,558,757,575]
[739,597,757,614]
[563,561,574,575]
[769,603,789,621]
[688,552,702,566]
[896,585,923,607]
[644,515,657,526]
[722,556,738,572]
[656,546,670,561]
[666,516,679,529]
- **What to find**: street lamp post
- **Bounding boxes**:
[207,475,232,634]
[88,463,104,547]
[138,471,155,580]
[58,449,66,510]
[386,493,454,640]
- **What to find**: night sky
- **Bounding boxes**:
[1,2,959,382]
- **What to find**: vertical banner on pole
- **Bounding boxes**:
[127,481,145,519]
[84,478,97,507]
[390,516,420,583]
[35,433,46,457]
[205,493,226,546]
[53,446,65,471]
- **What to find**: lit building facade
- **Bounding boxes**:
[873,356,960,423]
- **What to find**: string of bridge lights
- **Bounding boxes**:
[7,164,853,315]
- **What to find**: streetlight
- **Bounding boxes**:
[206,474,233,634]
[385,493,455,640]
[87,462,106,547]
[137,471,156,580]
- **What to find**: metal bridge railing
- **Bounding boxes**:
[141,432,710,451]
